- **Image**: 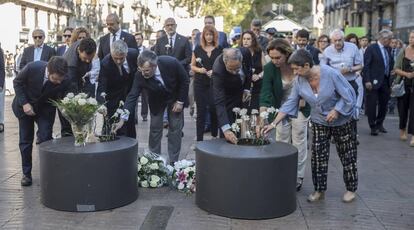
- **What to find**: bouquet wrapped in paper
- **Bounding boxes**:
[170,159,196,194]
[137,151,170,188]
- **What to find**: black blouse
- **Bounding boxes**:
[193,45,223,85]
[402,57,413,86]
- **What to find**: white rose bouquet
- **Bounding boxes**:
[137,150,170,188]
[51,92,102,146]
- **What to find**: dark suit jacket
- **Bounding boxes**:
[12,61,68,119]
[0,48,4,89]
[154,33,192,71]
[19,44,56,70]
[97,48,138,112]
[212,50,252,128]
[194,31,229,48]
[97,31,138,60]
[56,45,68,56]
[63,41,92,94]
[362,43,394,89]
[124,56,189,116]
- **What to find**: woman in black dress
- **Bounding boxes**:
[191,25,223,141]
[240,30,265,111]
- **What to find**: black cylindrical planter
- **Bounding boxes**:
[196,139,298,219]
[39,137,138,212]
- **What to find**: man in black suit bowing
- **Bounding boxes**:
[212,48,252,144]
[97,13,138,60]
[97,40,138,138]
[154,17,192,71]
[19,29,56,70]
[362,29,394,136]
[113,50,189,165]
[13,57,69,186]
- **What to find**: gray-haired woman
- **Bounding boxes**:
[261,49,358,203]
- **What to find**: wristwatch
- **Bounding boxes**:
[348,66,353,73]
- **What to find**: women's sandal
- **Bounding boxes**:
[307,191,324,202]
[342,191,356,203]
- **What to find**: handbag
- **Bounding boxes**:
[391,79,405,97]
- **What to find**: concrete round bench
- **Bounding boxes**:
[195,139,298,219]
[39,137,138,212]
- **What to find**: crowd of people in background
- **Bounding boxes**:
[0,13,413,205]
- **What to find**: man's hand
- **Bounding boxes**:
[340,68,349,75]
[23,103,36,116]
[326,109,338,123]
[365,82,373,91]
[111,119,125,134]
[262,123,276,136]
[224,130,238,144]
[172,102,183,113]
[81,72,90,84]
[242,91,251,102]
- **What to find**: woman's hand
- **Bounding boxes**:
[252,74,261,82]
[326,109,338,123]
[199,67,207,74]
[207,70,213,78]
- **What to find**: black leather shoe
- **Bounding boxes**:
[370,128,379,136]
[21,175,32,186]
[142,117,148,122]
[296,178,303,191]
[378,126,387,133]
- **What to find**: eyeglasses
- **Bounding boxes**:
[63,34,72,38]
[33,36,43,40]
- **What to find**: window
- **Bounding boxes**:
[21,6,26,27]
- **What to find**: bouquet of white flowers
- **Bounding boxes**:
[98,93,130,142]
[137,151,170,188]
[170,159,196,194]
[51,92,103,146]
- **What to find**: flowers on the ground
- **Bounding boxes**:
[137,151,169,188]
[170,159,196,194]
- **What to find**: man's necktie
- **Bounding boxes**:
[169,37,173,50]
[112,33,117,42]
[383,47,389,75]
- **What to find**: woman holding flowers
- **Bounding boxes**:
[191,25,223,141]
[259,39,311,191]
[393,31,414,146]
[261,49,358,203]
[240,30,265,111]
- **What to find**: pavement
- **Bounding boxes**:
[0,95,413,230]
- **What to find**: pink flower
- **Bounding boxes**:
[176,171,187,183]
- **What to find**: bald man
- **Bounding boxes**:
[97,13,137,60]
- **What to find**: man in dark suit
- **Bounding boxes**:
[251,19,269,52]
[294,29,320,65]
[212,48,252,144]
[134,32,149,121]
[19,29,56,70]
[154,17,192,71]
[56,27,73,56]
[97,40,138,138]
[113,50,189,165]
[13,57,69,186]
[194,15,229,48]
[97,13,137,60]
[362,29,394,136]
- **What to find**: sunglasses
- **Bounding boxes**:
[63,34,72,38]
[33,36,43,39]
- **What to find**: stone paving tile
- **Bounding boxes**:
[1,96,414,230]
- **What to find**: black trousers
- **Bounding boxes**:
[365,81,390,129]
[18,106,56,176]
[140,89,149,118]
[348,79,359,142]
[194,80,218,141]
[397,85,414,134]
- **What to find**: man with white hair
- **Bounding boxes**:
[212,48,252,144]
[97,40,138,138]
[362,29,394,136]
[321,29,363,143]
[19,29,56,70]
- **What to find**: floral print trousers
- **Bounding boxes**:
[311,121,358,192]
